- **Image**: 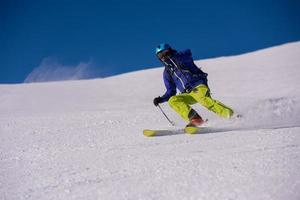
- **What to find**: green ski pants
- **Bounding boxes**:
[168,84,234,121]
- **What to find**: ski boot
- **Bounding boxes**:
[186,109,204,127]
[184,110,205,134]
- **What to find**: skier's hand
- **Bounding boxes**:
[153,96,162,106]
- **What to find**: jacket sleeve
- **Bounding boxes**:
[160,69,177,102]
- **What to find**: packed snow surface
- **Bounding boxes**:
[1,42,300,200]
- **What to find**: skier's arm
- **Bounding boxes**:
[160,70,176,102]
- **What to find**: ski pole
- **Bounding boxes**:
[157,104,175,126]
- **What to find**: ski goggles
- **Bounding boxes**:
[157,49,171,60]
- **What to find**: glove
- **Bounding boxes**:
[153,96,162,106]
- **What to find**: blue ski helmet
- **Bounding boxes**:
[155,43,171,55]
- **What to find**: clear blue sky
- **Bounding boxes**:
[1,0,300,83]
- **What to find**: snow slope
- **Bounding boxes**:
[1,42,300,200]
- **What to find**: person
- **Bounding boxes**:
[153,43,234,127]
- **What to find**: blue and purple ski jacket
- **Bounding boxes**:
[160,49,208,102]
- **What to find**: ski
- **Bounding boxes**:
[143,127,206,137]
[143,129,158,137]
[143,129,183,137]
[184,126,203,134]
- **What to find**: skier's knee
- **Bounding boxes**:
[198,97,214,108]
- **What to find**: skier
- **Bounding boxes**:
[153,43,234,127]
